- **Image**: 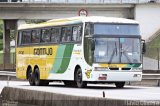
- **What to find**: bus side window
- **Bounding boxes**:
[22,31,31,44]
[77,26,82,41]
[61,27,72,42]
[85,23,90,35]
[72,26,78,41]
[41,29,51,43]
[51,28,60,43]
[31,30,40,43]
[72,26,82,42]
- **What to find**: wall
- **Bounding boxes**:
[135,3,160,40]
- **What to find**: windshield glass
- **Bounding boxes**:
[94,38,141,63]
[94,24,140,36]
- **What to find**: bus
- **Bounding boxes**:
[16,16,145,88]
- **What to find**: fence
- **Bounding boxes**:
[0,0,160,4]
[0,53,15,71]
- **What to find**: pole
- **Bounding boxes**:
[157,48,159,72]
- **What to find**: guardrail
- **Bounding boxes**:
[0,71,16,77]
[0,71,159,77]
[0,71,160,86]
[0,0,160,4]
[142,73,160,80]
[0,71,160,79]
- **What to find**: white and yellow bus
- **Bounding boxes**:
[16,16,145,88]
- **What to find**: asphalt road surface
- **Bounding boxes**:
[0,81,160,100]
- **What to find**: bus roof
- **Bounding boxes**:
[18,16,139,30]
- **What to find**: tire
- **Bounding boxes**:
[75,68,87,88]
[27,69,35,86]
[34,68,49,86]
[34,68,41,86]
[115,82,125,88]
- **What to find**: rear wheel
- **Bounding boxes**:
[27,68,35,86]
[75,68,87,88]
[115,82,125,88]
[34,67,49,86]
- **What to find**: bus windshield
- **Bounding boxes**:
[94,38,141,63]
[94,24,140,35]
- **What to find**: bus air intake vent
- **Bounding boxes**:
[109,68,119,70]
[122,68,131,70]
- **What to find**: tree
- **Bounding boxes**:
[0,20,3,39]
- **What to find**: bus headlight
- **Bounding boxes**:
[94,67,109,71]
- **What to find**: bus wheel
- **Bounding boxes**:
[34,68,41,86]
[34,68,49,86]
[75,68,87,88]
[115,82,125,88]
[27,69,35,86]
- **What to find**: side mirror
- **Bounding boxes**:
[91,39,95,51]
[142,39,146,54]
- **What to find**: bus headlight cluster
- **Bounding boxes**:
[94,67,109,71]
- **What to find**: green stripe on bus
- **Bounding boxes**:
[51,45,66,73]
[57,44,74,73]
[51,44,74,73]
[127,63,141,68]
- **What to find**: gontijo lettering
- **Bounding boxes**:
[34,48,53,55]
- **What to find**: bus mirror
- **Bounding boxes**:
[91,39,95,51]
[142,40,146,54]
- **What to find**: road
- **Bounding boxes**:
[0,81,160,100]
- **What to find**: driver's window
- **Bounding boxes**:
[85,23,91,35]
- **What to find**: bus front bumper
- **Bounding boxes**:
[85,71,142,82]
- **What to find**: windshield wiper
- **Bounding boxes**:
[108,42,118,64]
[120,46,132,63]
[122,51,132,63]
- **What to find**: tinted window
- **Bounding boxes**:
[94,24,140,35]
[31,30,40,43]
[72,26,82,42]
[85,23,91,35]
[51,28,60,43]
[41,29,51,43]
[61,27,72,42]
[22,31,31,44]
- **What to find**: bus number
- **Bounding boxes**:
[18,51,24,54]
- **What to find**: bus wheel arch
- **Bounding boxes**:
[74,65,87,88]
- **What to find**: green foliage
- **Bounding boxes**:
[145,34,160,59]
[25,19,47,24]
[0,20,3,39]
[0,39,3,50]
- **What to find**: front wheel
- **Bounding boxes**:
[75,68,87,88]
[115,82,125,88]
